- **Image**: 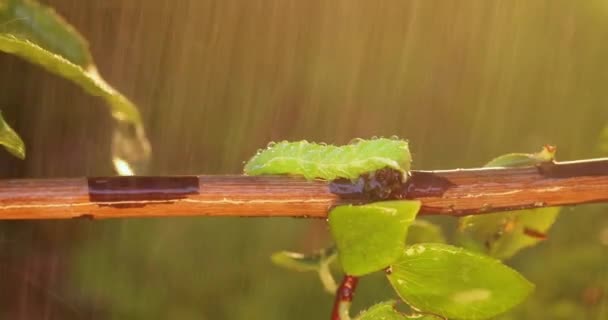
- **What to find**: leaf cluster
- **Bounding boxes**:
[248,139,563,320]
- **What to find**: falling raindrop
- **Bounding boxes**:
[111,120,151,176]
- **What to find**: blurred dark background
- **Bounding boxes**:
[0,0,606,319]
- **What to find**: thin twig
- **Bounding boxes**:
[0,158,606,220]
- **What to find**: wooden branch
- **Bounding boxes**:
[0,158,606,220]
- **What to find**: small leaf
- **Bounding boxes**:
[0,111,25,158]
[271,250,328,272]
[329,201,421,276]
[271,247,337,293]
[387,243,534,320]
[406,220,446,244]
[484,145,555,167]
[458,146,560,259]
[356,301,442,320]
[356,301,407,320]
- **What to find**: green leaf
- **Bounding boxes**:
[271,250,328,272]
[271,247,338,293]
[0,1,150,172]
[0,111,24,158]
[244,138,411,181]
[406,220,446,244]
[484,145,555,167]
[387,243,534,320]
[356,301,407,320]
[356,301,441,320]
[329,201,421,276]
[458,146,560,259]
[0,34,150,171]
[459,207,560,260]
[0,34,141,124]
[405,315,442,320]
[0,0,92,66]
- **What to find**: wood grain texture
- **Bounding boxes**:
[0,159,606,220]
[403,159,608,216]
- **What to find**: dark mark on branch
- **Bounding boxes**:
[403,171,455,199]
[73,213,95,220]
[537,160,608,179]
[329,168,405,201]
[88,176,200,208]
[330,168,456,201]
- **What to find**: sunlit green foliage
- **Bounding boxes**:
[356,301,407,320]
[483,145,555,168]
[246,137,541,318]
[406,220,446,244]
[0,1,599,319]
[387,244,534,320]
[250,137,537,319]
[329,201,420,276]
[459,207,560,260]
[0,0,149,174]
[0,35,141,123]
[356,300,443,320]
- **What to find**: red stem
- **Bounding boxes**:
[331,275,359,320]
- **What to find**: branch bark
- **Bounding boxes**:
[0,158,606,220]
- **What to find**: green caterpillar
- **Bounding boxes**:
[244,138,411,181]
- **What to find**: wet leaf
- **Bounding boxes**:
[387,243,534,320]
[329,201,420,276]
[0,0,149,172]
[459,207,560,260]
[0,34,150,171]
[0,34,141,124]
[0,111,24,158]
[404,315,442,320]
[356,301,407,320]
[406,220,446,244]
[356,301,442,320]
[0,0,92,66]
[458,146,560,259]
